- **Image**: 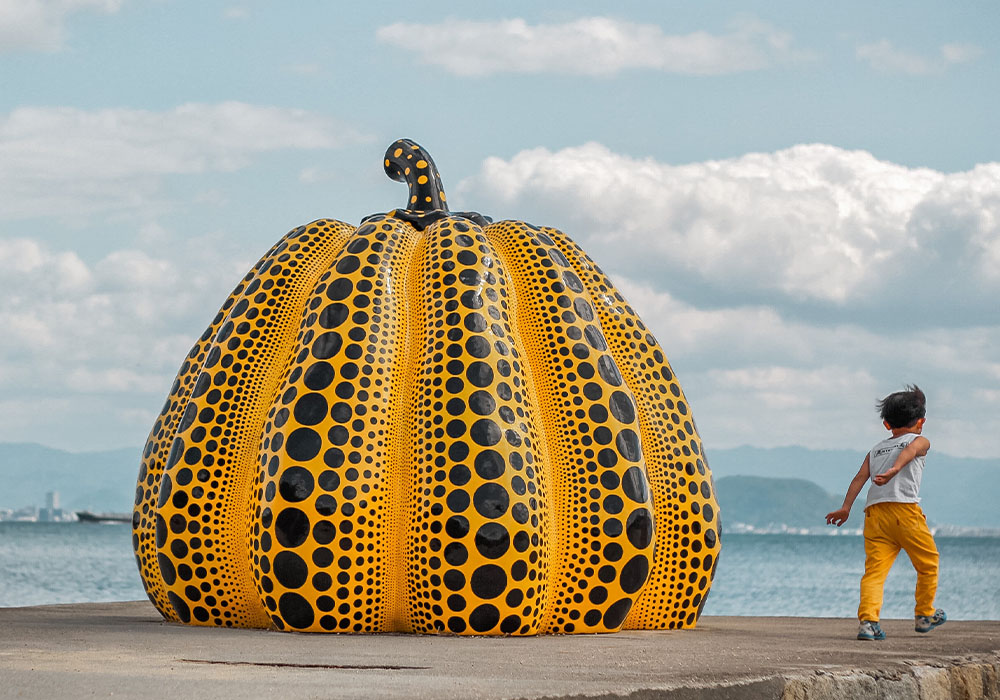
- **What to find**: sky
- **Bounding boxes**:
[0,1,998,460]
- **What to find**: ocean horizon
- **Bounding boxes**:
[2,523,997,621]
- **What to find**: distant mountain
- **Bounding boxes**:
[1,441,997,528]
[713,476,857,532]
[706,445,999,528]
[0,443,139,513]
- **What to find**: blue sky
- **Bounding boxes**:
[1,1,998,459]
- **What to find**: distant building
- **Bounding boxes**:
[38,491,64,522]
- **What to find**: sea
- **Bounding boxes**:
[1,523,998,619]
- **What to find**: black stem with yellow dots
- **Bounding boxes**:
[369,138,491,231]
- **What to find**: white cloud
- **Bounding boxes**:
[458,142,1000,315]
[0,0,122,52]
[0,102,369,221]
[376,16,807,77]
[857,39,983,75]
[611,278,1000,458]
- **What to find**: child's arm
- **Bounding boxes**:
[872,436,930,485]
[825,455,871,527]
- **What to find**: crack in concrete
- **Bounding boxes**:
[179,658,429,671]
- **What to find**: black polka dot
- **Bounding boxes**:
[470,564,507,599]
[474,450,505,480]
[293,393,328,426]
[620,554,650,594]
[466,361,494,387]
[475,522,510,558]
[616,429,641,462]
[278,592,314,629]
[274,551,309,588]
[469,604,500,633]
[468,391,496,416]
[625,508,654,549]
[621,466,650,503]
[167,592,191,623]
[597,356,623,386]
[609,391,636,424]
[275,507,310,547]
[319,303,349,329]
[470,419,502,447]
[473,483,509,519]
[311,332,342,359]
[464,313,487,332]
[336,255,360,274]
[157,553,176,585]
[278,467,314,502]
[602,598,633,629]
[327,278,353,300]
[444,542,468,566]
[286,428,321,461]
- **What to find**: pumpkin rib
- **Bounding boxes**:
[250,216,418,632]
[486,221,656,634]
[402,217,550,635]
[133,227,308,623]
[544,230,721,629]
[154,220,354,628]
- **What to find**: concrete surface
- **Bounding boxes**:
[0,602,997,699]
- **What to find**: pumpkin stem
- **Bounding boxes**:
[384,139,449,212]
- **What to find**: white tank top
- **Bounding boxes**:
[865,433,926,508]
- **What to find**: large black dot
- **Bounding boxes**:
[619,554,650,594]
[470,419,502,447]
[464,312,487,332]
[597,356,623,386]
[311,332,343,360]
[602,597,633,629]
[475,522,510,559]
[474,450,505,480]
[319,303,349,329]
[167,591,191,623]
[616,429,642,462]
[465,336,491,358]
[466,361,494,388]
[609,391,636,424]
[293,393,328,425]
[470,564,507,599]
[621,466,650,503]
[273,551,309,589]
[286,428,321,461]
[444,542,468,566]
[157,553,176,586]
[625,507,654,549]
[278,592,315,629]
[468,391,496,416]
[473,483,509,519]
[277,468,314,504]
[469,604,500,633]
[327,278,353,300]
[336,255,360,274]
[275,507,310,547]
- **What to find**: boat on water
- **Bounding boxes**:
[76,510,131,523]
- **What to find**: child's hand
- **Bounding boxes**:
[872,469,896,486]
[826,508,850,527]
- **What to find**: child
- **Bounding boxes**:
[825,385,946,641]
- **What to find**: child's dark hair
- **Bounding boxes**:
[877,385,926,428]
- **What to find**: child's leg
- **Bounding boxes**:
[897,504,939,618]
[858,505,901,621]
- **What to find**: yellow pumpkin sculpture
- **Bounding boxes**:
[133,139,720,634]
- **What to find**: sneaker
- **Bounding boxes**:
[915,609,947,633]
[858,620,886,641]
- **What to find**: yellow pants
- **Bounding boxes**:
[858,502,939,621]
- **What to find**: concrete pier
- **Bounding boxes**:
[1,602,997,699]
